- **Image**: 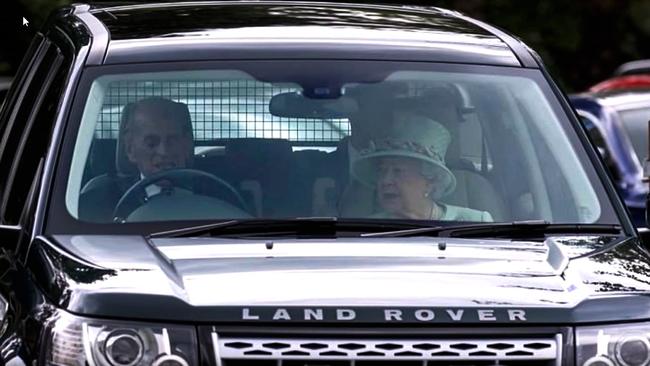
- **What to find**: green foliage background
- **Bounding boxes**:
[4,0,650,92]
[433,0,650,91]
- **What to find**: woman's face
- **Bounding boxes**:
[376,157,433,219]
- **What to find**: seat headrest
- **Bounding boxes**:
[225,138,292,162]
[406,84,466,165]
[409,85,466,127]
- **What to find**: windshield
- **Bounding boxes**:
[50,61,618,233]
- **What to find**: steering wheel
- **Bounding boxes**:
[112,168,248,222]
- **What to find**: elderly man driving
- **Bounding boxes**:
[79,97,194,221]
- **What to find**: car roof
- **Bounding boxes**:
[589,75,650,93]
[66,1,537,67]
[614,59,650,76]
[581,87,650,112]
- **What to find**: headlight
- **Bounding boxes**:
[578,323,650,366]
[44,311,197,366]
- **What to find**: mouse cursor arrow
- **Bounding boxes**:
[22,17,28,26]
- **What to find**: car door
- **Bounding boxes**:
[0,31,72,257]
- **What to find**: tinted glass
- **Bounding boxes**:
[618,107,650,163]
[2,46,64,224]
[56,61,616,230]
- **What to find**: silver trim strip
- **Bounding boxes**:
[212,331,223,366]
[161,328,172,355]
[0,292,8,336]
[29,26,89,261]
[555,333,563,366]
[75,7,109,65]
[82,323,97,366]
[94,1,447,14]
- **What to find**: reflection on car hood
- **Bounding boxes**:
[35,234,650,323]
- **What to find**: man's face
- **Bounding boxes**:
[125,110,192,177]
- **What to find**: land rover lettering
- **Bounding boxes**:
[272,309,291,320]
[384,309,402,321]
[242,308,259,320]
[337,309,356,321]
[509,309,527,321]
[304,308,324,321]
[415,309,435,321]
[448,309,465,321]
[478,309,497,321]
[241,308,529,322]
[384,309,469,322]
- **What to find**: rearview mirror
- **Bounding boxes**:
[269,92,358,119]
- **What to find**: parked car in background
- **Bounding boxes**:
[590,74,650,94]
[584,76,650,171]
[0,2,644,365]
[571,73,650,226]
[570,95,647,226]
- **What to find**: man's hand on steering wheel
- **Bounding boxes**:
[112,168,249,222]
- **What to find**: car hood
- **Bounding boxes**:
[30,234,650,324]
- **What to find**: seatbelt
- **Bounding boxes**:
[481,134,488,173]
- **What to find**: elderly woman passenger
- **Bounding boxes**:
[353,113,493,221]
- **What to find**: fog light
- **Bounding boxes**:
[152,354,190,366]
[104,329,144,366]
[615,335,650,366]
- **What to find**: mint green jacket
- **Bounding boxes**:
[439,203,493,222]
[372,203,493,222]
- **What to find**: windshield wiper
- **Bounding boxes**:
[147,217,428,239]
[361,220,623,238]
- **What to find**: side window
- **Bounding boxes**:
[0,42,67,225]
[618,107,650,163]
[579,113,622,184]
[580,116,607,150]
[0,34,45,134]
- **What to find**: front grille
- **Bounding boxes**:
[212,333,562,366]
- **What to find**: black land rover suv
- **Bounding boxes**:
[0,2,646,366]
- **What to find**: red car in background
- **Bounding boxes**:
[590,74,650,93]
